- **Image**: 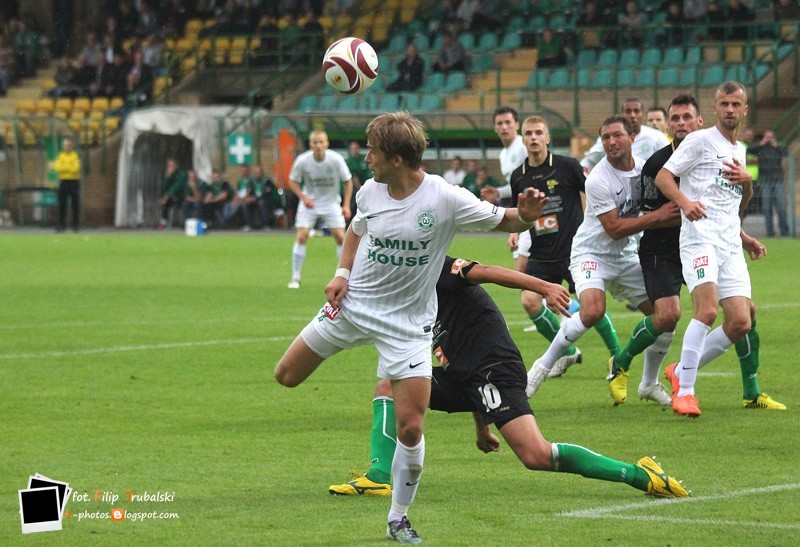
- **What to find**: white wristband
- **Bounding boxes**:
[335,268,351,280]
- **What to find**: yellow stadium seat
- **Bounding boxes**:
[165,38,176,50]
[230,36,248,51]
[36,98,55,115]
[53,109,70,119]
[249,36,261,49]
[184,18,204,35]
[72,97,91,114]
[55,98,73,113]
[16,99,36,114]
[175,38,195,54]
[89,110,105,121]
[109,96,124,110]
[70,110,87,120]
[91,97,109,111]
[104,116,121,132]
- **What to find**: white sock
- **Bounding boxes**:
[388,436,425,523]
[677,319,710,397]
[291,242,306,281]
[697,326,734,369]
[641,331,674,388]
[336,244,343,260]
[539,313,589,370]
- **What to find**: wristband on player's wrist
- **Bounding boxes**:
[335,268,350,280]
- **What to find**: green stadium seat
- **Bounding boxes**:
[616,68,635,87]
[663,47,684,65]
[550,15,569,30]
[379,93,402,110]
[443,71,468,92]
[684,46,701,65]
[641,48,662,66]
[679,66,698,86]
[458,33,476,50]
[429,35,442,52]
[359,94,378,111]
[658,67,680,86]
[298,95,317,111]
[338,95,358,110]
[318,95,337,109]
[618,48,640,67]
[635,68,656,87]
[499,32,522,51]
[402,93,420,110]
[577,68,591,88]
[755,63,769,81]
[547,68,571,88]
[597,50,618,67]
[527,16,546,32]
[413,34,430,51]
[386,34,407,54]
[527,69,548,89]
[726,65,748,83]
[576,50,597,67]
[701,64,725,85]
[591,69,613,88]
[421,72,446,92]
[476,33,499,52]
[419,94,442,111]
[507,16,525,32]
[471,53,494,73]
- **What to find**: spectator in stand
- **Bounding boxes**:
[252,164,285,228]
[536,28,566,67]
[183,169,205,221]
[81,32,102,69]
[662,1,687,46]
[101,33,116,64]
[433,30,468,73]
[474,166,502,198]
[281,12,302,59]
[239,0,261,31]
[727,0,756,39]
[472,0,506,32]
[0,35,14,96]
[300,10,326,60]
[577,1,615,48]
[456,0,480,32]
[136,1,160,38]
[52,0,74,58]
[127,49,154,105]
[706,1,726,40]
[223,164,257,230]
[253,14,280,66]
[142,33,163,69]
[160,0,191,38]
[117,1,140,39]
[775,0,800,20]
[53,137,82,232]
[427,0,458,36]
[618,0,645,46]
[460,159,480,197]
[74,55,97,97]
[47,56,77,98]
[750,130,790,237]
[203,169,233,227]
[158,158,187,229]
[387,42,425,92]
[14,20,39,77]
[442,156,467,186]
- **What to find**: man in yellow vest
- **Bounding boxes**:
[52,137,81,231]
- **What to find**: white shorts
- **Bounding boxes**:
[300,303,433,380]
[516,230,532,259]
[681,243,751,299]
[295,202,345,230]
[570,254,649,307]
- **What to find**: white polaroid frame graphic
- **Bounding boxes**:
[29,474,71,519]
[19,487,63,534]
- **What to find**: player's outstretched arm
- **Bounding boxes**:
[494,187,548,233]
[324,225,361,308]
[655,167,706,221]
[465,263,571,316]
[598,202,680,240]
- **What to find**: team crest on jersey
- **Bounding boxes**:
[546,179,559,192]
[581,260,598,272]
[417,211,436,233]
[693,256,709,269]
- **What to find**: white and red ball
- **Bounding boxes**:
[322,37,378,94]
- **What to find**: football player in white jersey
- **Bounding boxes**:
[275,112,550,544]
[286,130,354,288]
[525,116,679,399]
[655,81,757,417]
[580,98,670,173]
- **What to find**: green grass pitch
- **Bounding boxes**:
[1,231,798,545]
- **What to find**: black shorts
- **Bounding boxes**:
[524,259,575,294]
[429,362,533,429]
[639,252,684,301]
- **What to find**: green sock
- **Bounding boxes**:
[365,397,395,485]
[615,316,661,371]
[735,319,761,401]
[531,308,576,356]
[593,312,621,356]
[552,443,650,492]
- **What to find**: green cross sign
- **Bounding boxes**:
[228,134,253,165]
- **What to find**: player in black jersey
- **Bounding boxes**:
[505,116,622,377]
[329,256,688,501]
[610,94,784,412]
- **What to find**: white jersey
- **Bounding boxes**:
[571,156,644,262]
[580,125,669,171]
[496,135,527,199]
[442,168,466,186]
[663,126,746,253]
[343,173,506,338]
[289,149,352,205]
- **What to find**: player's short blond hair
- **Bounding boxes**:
[366,112,428,169]
[521,115,550,132]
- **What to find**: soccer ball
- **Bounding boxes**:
[322,37,378,94]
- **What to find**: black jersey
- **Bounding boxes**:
[433,257,523,381]
[639,142,680,259]
[510,153,585,262]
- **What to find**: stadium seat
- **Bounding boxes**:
[91,97,109,112]
[402,93,420,110]
[458,33,475,50]
[577,68,591,88]
[359,94,378,111]
[658,67,680,86]
[576,49,597,68]
[616,68,635,87]
[597,50,618,67]
[640,48,662,66]
[109,97,125,110]
[55,98,73,114]
[72,97,91,115]
[635,68,656,87]
[298,95,318,111]
[547,68,570,88]
[379,93,402,110]
[701,64,725,86]
[754,63,769,81]
[618,48,639,67]
[527,16,546,32]
[684,46,701,65]
[338,95,358,110]
[527,70,548,89]
[471,53,493,73]
[36,98,55,115]
[476,33,499,52]
[591,69,613,88]
[443,72,467,92]
[318,95,337,110]
[499,32,522,51]
[550,15,569,30]
[16,99,36,115]
[414,34,431,51]
[679,67,698,86]
[421,72,445,92]
[662,47,684,65]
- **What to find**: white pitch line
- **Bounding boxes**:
[560,482,800,518]
[0,336,294,361]
[0,316,303,330]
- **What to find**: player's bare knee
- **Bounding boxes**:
[694,308,717,326]
[274,364,299,387]
[396,422,423,446]
[520,444,553,471]
[653,307,681,333]
[374,379,393,398]
[749,300,757,321]
[521,291,543,316]
[579,307,604,328]
[726,316,751,341]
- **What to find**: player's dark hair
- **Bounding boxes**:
[599,116,633,135]
[717,81,747,101]
[620,98,642,111]
[648,106,667,117]
[493,106,519,123]
[669,94,699,112]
